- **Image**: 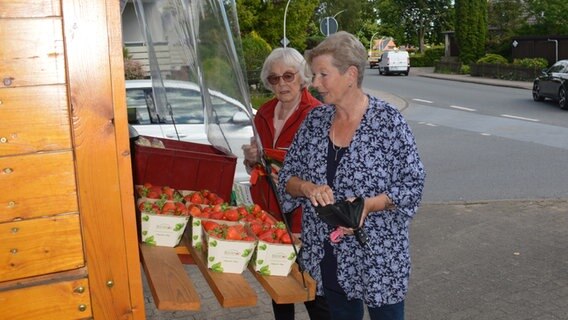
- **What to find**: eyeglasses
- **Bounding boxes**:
[267,71,298,85]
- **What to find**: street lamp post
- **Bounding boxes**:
[333,9,346,18]
[369,32,379,55]
[548,39,558,63]
[283,0,292,48]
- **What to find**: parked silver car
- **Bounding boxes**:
[126,79,254,182]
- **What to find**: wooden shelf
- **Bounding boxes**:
[140,244,200,311]
[248,263,316,304]
[185,237,258,308]
[141,231,317,311]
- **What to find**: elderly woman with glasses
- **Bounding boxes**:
[242,47,329,320]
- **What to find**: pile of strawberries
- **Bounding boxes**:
[136,183,225,217]
[138,199,188,216]
[250,221,293,244]
[202,221,255,241]
[183,189,224,205]
[137,183,295,245]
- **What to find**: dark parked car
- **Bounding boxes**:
[532,59,568,110]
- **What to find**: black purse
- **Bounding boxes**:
[315,197,369,248]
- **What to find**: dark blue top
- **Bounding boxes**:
[321,138,347,294]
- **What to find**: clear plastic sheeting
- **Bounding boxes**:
[131,0,256,157]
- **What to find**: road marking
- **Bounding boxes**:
[501,114,539,122]
[418,121,438,127]
[481,133,491,136]
[412,98,433,104]
[450,105,476,112]
[405,104,568,150]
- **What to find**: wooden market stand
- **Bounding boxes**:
[0,0,315,318]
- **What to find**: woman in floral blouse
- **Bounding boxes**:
[277,31,425,320]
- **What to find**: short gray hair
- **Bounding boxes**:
[260,47,311,92]
[305,31,367,87]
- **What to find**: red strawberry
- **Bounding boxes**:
[209,211,224,220]
[137,184,150,197]
[187,192,204,204]
[274,228,287,241]
[188,204,203,217]
[249,222,264,236]
[139,201,160,214]
[259,230,276,243]
[146,190,161,199]
[223,208,239,221]
[226,226,245,240]
[161,202,177,215]
[162,186,175,200]
[203,221,219,232]
[237,206,249,217]
[174,202,188,216]
[211,203,227,213]
[280,233,292,244]
[251,204,262,215]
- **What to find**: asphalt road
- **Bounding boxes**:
[364,68,568,203]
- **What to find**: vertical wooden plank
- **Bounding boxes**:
[61,0,144,318]
[105,0,147,318]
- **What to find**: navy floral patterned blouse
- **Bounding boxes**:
[277,95,425,308]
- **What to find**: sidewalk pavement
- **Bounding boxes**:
[411,66,534,90]
[143,68,567,320]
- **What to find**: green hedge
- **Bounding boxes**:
[512,57,549,70]
[476,53,508,64]
[410,47,445,67]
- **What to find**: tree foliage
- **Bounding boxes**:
[392,0,453,53]
[241,31,272,85]
[520,0,568,35]
[486,0,527,57]
[455,0,487,64]
[236,0,318,51]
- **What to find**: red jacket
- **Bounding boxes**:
[251,88,321,233]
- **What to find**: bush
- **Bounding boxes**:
[423,47,445,64]
[477,54,508,64]
[459,64,471,75]
[512,57,549,70]
[410,55,429,67]
[124,59,145,80]
[242,32,272,87]
[409,46,445,67]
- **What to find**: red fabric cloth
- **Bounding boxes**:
[250,88,321,233]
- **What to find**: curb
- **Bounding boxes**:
[364,87,409,112]
[417,73,534,90]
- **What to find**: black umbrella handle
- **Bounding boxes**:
[354,227,371,250]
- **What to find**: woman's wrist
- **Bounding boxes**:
[366,193,394,212]
[299,180,310,197]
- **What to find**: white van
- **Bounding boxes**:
[378,50,410,76]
